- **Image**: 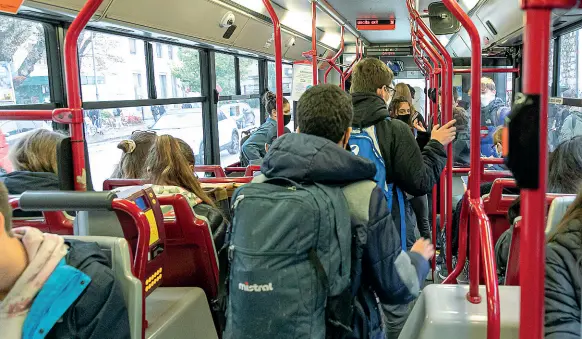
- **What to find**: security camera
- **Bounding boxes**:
[220,12,236,28]
[285,37,296,48]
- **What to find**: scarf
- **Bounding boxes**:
[0,227,68,339]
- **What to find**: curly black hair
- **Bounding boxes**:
[296,84,353,143]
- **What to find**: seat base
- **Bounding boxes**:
[146,287,218,339]
[399,284,520,339]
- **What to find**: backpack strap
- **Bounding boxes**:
[387,184,407,251]
[572,114,577,130]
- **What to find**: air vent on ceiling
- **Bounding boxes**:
[552,20,566,27]
[158,37,180,43]
[105,26,135,34]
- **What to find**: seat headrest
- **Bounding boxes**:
[546,196,576,238]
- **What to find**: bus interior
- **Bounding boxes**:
[1,0,582,338]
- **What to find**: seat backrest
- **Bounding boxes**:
[546,195,577,238]
[14,211,74,235]
[63,236,142,339]
[504,217,522,286]
[103,179,147,191]
[482,178,518,244]
[156,194,219,299]
[194,165,226,178]
[58,136,94,191]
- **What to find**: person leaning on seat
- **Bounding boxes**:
[0,182,131,338]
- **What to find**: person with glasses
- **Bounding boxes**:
[110,130,157,179]
[350,57,456,339]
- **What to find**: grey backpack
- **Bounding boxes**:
[224,175,352,339]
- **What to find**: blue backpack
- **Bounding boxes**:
[349,124,407,251]
[224,176,353,339]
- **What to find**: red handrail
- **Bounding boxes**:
[343,38,361,80]
[440,0,500,338]
[454,68,520,74]
[323,26,345,89]
[311,0,318,86]
[262,0,284,137]
[519,0,554,336]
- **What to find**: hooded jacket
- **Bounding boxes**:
[241,118,291,165]
[262,133,430,339]
[545,219,581,339]
[453,126,470,167]
[0,171,59,194]
[352,93,447,249]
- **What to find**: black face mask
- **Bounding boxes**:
[283,114,292,126]
[396,114,411,123]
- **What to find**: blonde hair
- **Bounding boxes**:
[493,126,504,145]
[395,83,413,105]
[9,129,65,174]
[111,131,157,179]
[481,77,496,92]
[146,135,214,206]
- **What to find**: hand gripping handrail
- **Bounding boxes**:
[438,0,500,338]
[263,0,285,137]
[408,1,455,276]
[323,26,345,89]
[0,0,104,191]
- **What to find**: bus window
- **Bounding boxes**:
[267,62,293,94]
[86,104,203,189]
[78,31,147,102]
[215,53,236,96]
[0,16,50,105]
[558,28,582,98]
[162,44,202,99]
[217,98,260,166]
[239,57,259,95]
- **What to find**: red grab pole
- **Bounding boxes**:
[311,0,318,86]
[323,26,345,89]
[263,0,284,137]
[441,0,500,338]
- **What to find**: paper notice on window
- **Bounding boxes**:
[0,62,16,105]
[291,64,314,102]
[0,0,24,14]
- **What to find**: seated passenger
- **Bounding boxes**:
[480,77,509,157]
[110,130,157,179]
[224,84,434,339]
[240,91,291,166]
[0,129,64,194]
[545,187,582,339]
[0,183,130,338]
[494,136,582,276]
[146,135,227,248]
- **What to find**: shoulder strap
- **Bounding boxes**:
[387,184,407,251]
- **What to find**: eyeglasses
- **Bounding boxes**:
[132,130,157,135]
[386,86,396,95]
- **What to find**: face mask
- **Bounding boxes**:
[481,94,494,107]
[396,114,411,123]
[283,114,292,126]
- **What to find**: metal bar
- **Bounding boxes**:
[454,68,520,74]
[312,0,318,86]
[440,0,500,337]
[262,0,284,137]
[0,110,54,120]
[82,97,206,110]
[343,38,360,80]
[520,8,551,339]
[234,56,241,95]
[64,0,105,191]
[323,26,345,89]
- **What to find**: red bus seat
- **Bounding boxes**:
[194,165,226,178]
[156,194,219,299]
[103,179,147,191]
[482,178,518,244]
[10,197,74,234]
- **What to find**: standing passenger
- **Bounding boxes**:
[224,84,434,339]
[240,91,291,166]
[0,183,131,338]
[350,58,456,338]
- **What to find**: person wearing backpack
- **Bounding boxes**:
[350,58,454,338]
[224,84,434,339]
[558,108,582,143]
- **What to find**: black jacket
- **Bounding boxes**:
[352,93,447,248]
[262,133,430,339]
[453,128,470,167]
[545,219,581,339]
[48,239,131,339]
[0,171,59,194]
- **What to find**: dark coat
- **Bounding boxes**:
[47,239,131,339]
[352,93,447,249]
[545,219,581,339]
[0,171,59,194]
[262,133,430,339]
[241,118,291,165]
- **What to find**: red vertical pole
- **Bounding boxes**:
[311,0,318,86]
[519,9,550,339]
[64,0,105,191]
[263,0,284,137]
